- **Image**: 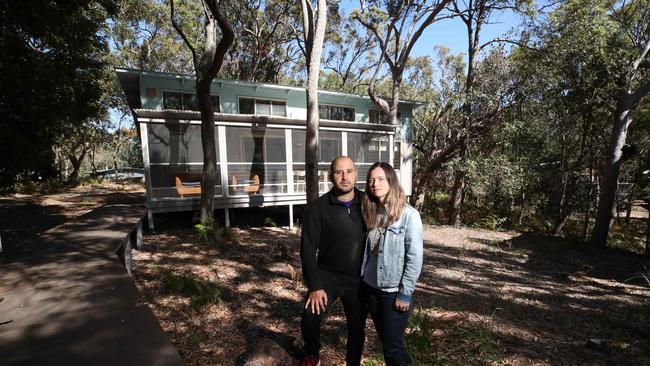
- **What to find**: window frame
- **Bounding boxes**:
[368,108,402,124]
[162,90,221,112]
[237,96,287,117]
[318,103,356,122]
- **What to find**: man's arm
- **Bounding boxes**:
[300,202,328,314]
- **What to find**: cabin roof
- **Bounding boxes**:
[116,68,426,111]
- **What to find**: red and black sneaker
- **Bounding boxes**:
[299,354,320,366]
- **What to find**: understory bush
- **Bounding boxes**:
[159,269,222,309]
[194,218,240,246]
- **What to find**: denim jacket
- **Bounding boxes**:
[360,204,423,303]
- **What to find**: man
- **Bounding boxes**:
[299,156,366,366]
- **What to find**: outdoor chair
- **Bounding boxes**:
[175,176,201,197]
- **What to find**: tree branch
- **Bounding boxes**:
[204,0,235,82]
[170,0,197,64]
[633,42,650,71]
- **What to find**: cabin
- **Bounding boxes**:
[116,68,420,229]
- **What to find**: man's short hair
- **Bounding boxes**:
[329,156,355,175]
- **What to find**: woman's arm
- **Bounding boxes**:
[396,208,424,304]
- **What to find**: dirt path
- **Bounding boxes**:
[132,225,650,365]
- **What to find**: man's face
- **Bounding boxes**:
[331,157,357,194]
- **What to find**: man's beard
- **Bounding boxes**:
[334,185,354,195]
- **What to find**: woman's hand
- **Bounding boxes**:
[394,298,410,312]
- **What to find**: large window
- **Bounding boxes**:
[226,127,287,194]
[163,91,220,112]
[291,130,340,193]
[147,123,222,198]
[238,97,287,116]
[368,109,401,124]
[348,132,391,187]
[319,104,355,121]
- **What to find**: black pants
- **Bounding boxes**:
[301,272,366,366]
[363,283,412,366]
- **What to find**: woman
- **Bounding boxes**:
[361,162,423,366]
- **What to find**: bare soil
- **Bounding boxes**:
[130,224,650,366]
[2,185,649,365]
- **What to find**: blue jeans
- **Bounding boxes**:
[363,283,412,366]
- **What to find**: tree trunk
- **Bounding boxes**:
[646,207,649,256]
[302,0,327,204]
[90,147,97,176]
[645,206,650,256]
[447,137,467,226]
[113,156,119,182]
[592,94,636,247]
[171,0,234,224]
[67,150,86,183]
[197,84,218,222]
[582,165,595,241]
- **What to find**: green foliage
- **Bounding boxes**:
[264,217,278,227]
[79,175,105,186]
[404,310,503,365]
[0,0,118,188]
[405,311,442,364]
[475,214,508,231]
[606,222,648,254]
[159,269,222,310]
[194,219,222,246]
[362,354,385,366]
[194,218,240,247]
[13,177,71,195]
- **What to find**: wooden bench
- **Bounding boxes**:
[231,174,260,194]
[175,176,201,197]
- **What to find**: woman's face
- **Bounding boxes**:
[368,167,390,203]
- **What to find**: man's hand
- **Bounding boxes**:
[305,289,328,315]
[394,298,410,312]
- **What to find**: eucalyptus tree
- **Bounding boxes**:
[55,116,112,182]
[109,0,194,73]
[445,0,532,226]
[321,10,378,93]
[592,0,650,247]
[297,0,328,204]
[505,0,626,236]
[352,0,453,126]
[408,47,465,208]
[223,0,299,82]
[170,0,234,223]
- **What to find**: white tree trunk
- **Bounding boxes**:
[303,0,327,204]
[592,83,650,246]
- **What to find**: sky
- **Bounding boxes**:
[339,0,524,61]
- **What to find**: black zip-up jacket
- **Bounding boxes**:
[300,188,365,292]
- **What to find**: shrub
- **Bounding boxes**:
[403,309,503,365]
[159,269,222,309]
[194,219,221,245]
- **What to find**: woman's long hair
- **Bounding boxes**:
[362,162,406,229]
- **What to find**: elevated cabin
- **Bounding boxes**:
[116,68,420,229]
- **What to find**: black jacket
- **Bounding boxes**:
[300,188,365,292]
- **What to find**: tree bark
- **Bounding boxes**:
[447,136,466,226]
[645,207,650,256]
[171,0,234,224]
[67,150,87,183]
[591,81,650,246]
[302,0,327,204]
